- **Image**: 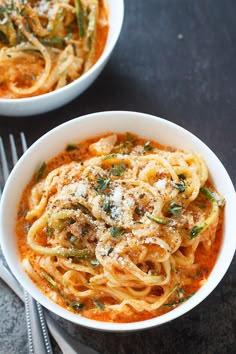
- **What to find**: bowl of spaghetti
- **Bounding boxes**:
[0,0,124,116]
[1,111,236,332]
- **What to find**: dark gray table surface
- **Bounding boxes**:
[0,1,235,353]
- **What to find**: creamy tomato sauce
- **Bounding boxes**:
[0,0,109,98]
[16,133,224,323]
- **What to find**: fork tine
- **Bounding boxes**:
[9,134,18,166]
[0,137,10,183]
[20,132,28,153]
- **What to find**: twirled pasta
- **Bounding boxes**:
[17,133,224,322]
[0,0,108,98]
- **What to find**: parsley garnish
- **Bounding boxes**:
[163,293,195,307]
[191,269,201,279]
[176,287,186,298]
[35,162,46,181]
[168,201,182,217]
[147,215,168,225]
[94,299,105,311]
[110,226,125,237]
[173,181,186,193]
[110,163,126,176]
[95,174,110,191]
[46,225,52,236]
[73,202,90,214]
[91,259,100,268]
[103,154,116,160]
[81,224,90,237]
[103,200,112,213]
[144,141,154,151]
[69,234,78,243]
[126,132,136,144]
[135,207,143,216]
[107,247,114,256]
[66,144,78,151]
[174,174,186,193]
[72,303,85,311]
[189,225,204,239]
[178,174,186,180]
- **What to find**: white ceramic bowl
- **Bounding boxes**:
[1,111,236,332]
[0,0,124,117]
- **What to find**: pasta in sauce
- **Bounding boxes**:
[0,0,108,98]
[16,133,224,323]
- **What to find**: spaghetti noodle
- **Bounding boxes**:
[0,0,108,98]
[16,133,225,323]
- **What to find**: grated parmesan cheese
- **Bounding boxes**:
[154,179,167,192]
[110,186,123,205]
[76,182,87,197]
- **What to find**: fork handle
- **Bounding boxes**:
[0,262,100,354]
[24,291,51,354]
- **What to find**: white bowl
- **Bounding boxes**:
[0,0,124,117]
[1,111,236,332]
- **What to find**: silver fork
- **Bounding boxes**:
[0,133,53,354]
[0,133,100,354]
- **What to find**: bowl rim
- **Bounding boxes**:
[0,110,236,332]
[0,0,124,104]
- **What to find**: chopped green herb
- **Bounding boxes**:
[69,234,78,243]
[176,287,186,298]
[66,144,78,151]
[94,299,105,311]
[72,43,77,56]
[46,226,53,236]
[73,202,90,214]
[25,224,31,233]
[110,226,125,237]
[178,174,186,180]
[72,303,85,311]
[144,141,154,151]
[24,22,31,32]
[41,270,82,307]
[40,271,57,288]
[107,247,114,256]
[126,132,136,144]
[39,37,66,47]
[163,293,195,307]
[91,259,100,268]
[95,174,110,192]
[173,180,186,193]
[35,162,46,181]
[134,207,143,216]
[191,269,201,279]
[168,201,182,217]
[74,0,85,38]
[110,163,126,176]
[112,141,133,154]
[173,174,187,193]
[103,200,112,213]
[189,225,204,239]
[200,187,215,202]
[147,215,168,225]
[67,32,72,40]
[81,224,90,237]
[103,154,116,160]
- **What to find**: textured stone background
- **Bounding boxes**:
[0,0,236,353]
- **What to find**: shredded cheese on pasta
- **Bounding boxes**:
[17,133,224,322]
[0,0,108,98]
